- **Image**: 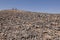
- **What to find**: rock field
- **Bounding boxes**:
[0,10,60,40]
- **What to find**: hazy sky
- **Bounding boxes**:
[0,0,60,13]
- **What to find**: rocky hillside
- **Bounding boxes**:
[0,10,60,40]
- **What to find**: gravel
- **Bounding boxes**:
[0,10,60,40]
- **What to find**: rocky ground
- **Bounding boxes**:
[0,10,60,40]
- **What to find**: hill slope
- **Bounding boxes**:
[0,10,60,40]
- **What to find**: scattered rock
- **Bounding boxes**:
[0,10,60,40]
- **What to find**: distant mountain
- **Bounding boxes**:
[0,9,60,40]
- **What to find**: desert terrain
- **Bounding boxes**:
[0,9,60,40]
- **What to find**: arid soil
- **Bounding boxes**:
[0,10,60,40]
